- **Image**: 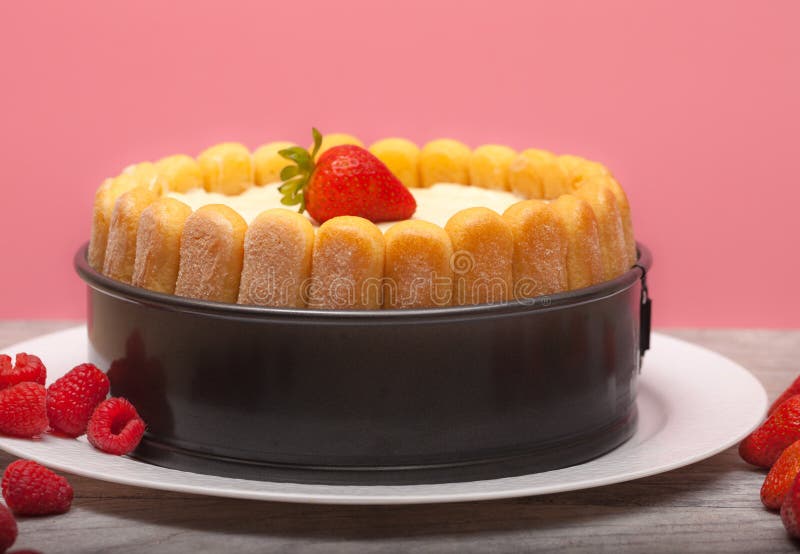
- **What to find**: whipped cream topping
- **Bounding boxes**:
[168,182,524,231]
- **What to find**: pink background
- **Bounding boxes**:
[1,1,798,326]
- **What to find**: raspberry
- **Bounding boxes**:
[0,503,17,552]
[1,460,73,516]
[0,353,47,390]
[87,397,146,455]
[46,363,109,437]
[0,383,48,438]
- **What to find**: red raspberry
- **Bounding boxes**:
[87,397,146,455]
[0,503,17,552]
[0,353,47,390]
[46,363,109,437]
[0,383,48,438]
[1,460,73,516]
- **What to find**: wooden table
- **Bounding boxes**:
[0,321,797,553]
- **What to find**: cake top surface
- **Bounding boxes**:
[168,182,524,231]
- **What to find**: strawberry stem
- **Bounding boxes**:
[277,128,323,214]
[310,128,323,160]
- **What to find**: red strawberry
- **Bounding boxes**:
[762,440,800,509]
[740,395,800,467]
[87,397,146,455]
[770,375,800,415]
[1,460,73,516]
[0,353,47,390]
[0,503,17,552]
[278,128,416,224]
[0,383,48,438]
[46,363,109,437]
[783,471,800,537]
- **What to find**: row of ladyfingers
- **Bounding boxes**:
[91,133,625,198]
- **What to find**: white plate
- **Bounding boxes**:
[0,326,766,505]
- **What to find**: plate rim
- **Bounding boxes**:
[0,326,767,505]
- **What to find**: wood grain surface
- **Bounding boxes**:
[0,321,798,553]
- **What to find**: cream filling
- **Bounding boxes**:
[168,182,524,231]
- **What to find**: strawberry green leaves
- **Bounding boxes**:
[278,128,323,213]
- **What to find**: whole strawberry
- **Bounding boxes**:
[46,363,109,437]
[2,460,73,516]
[740,395,800,467]
[770,375,800,415]
[0,383,48,438]
[0,503,17,552]
[762,440,800,509]
[278,128,416,224]
[0,353,47,390]
[87,397,146,455]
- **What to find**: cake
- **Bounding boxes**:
[88,132,636,310]
[79,132,650,485]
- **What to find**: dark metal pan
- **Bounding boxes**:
[75,243,652,485]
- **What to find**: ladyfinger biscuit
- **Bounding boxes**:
[560,155,636,265]
[307,216,385,310]
[503,200,568,298]
[131,197,193,294]
[253,141,295,185]
[444,207,513,306]
[314,133,364,158]
[121,162,166,195]
[174,205,247,303]
[418,139,471,187]
[509,149,569,199]
[369,138,420,189]
[558,154,610,189]
[586,174,637,266]
[88,176,138,271]
[197,142,254,196]
[573,181,629,280]
[102,187,160,283]
[237,209,314,308]
[383,220,454,309]
[156,154,204,193]
[551,195,604,290]
[469,145,516,190]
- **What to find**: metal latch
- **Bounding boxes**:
[636,263,652,357]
